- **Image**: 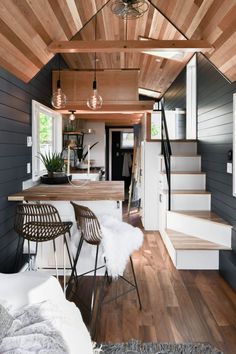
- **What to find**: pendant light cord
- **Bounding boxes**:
[125,15,127,68]
[58,54,61,81]
[94,15,97,82]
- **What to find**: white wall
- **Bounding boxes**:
[82,121,105,167]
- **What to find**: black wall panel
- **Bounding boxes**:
[163,68,186,110]
[163,54,236,290]
[0,55,62,273]
[197,54,236,226]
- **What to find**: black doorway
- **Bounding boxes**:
[106,127,134,198]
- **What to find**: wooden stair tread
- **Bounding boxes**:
[170,139,198,142]
[171,210,230,226]
[166,229,231,250]
[164,190,210,195]
[161,171,205,175]
[171,155,200,157]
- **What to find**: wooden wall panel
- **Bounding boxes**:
[52,69,139,101]
[0,55,61,273]
[152,0,236,83]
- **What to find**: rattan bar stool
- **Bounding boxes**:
[68,203,105,308]
[69,202,142,312]
[14,203,74,289]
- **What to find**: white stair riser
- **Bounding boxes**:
[167,212,232,247]
[163,174,206,190]
[169,194,211,211]
[170,142,197,155]
[159,230,176,266]
[170,156,201,172]
[160,229,219,269]
[176,250,219,269]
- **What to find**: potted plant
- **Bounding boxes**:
[38,152,70,184]
[39,152,64,177]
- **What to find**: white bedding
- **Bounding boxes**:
[0,272,93,354]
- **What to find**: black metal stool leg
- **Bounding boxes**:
[52,239,59,279]
[91,265,107,340]
[27,240,31,270]
[64,232,77,277]
[14,237,22,272]
[91,244,99,312]
[130,256,142,310]
[66,236,84,291]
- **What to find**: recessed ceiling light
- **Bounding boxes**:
[138,87,161,99]
[139,36,186,61]
[142,50,185,61]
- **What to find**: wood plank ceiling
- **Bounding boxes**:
[0,0,236,98]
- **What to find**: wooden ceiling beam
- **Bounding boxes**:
[48,39,211,53]
[57,101,154,114]
[63,113,144,120]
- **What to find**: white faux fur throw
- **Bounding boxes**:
[98,215,144,278]
[0,301,68,354]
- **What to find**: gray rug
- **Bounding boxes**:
[94,340,223,354]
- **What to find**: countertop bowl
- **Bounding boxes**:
[40,174,72,184]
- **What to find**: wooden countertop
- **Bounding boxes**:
[8,181,124,202]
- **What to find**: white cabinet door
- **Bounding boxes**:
[141,142,162,230]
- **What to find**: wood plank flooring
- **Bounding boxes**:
[69,208,236,353]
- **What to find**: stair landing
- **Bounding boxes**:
[166,229,230,250]
[172,210,229,225]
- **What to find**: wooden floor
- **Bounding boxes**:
[70,207,236,353]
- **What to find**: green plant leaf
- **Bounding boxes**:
[82,142,99,160]
[38,152,64,172]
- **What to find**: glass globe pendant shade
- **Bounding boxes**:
[87,89,103,110]
[87,80,103,110]
[51,79,67,109]
[69,110,76,121]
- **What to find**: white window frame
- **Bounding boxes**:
[186,54,197,139]
[233,94,236,196]
[32,100,62,181]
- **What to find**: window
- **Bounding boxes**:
[186,54,197,139]
[150,111,161,139]
[32,100,62,181]
[233,93,236,197]
[121,132,134,149]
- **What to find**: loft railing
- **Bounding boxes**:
[160,102,172,210]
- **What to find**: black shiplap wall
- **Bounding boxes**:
[163,68,186,110]
[0,56,61,273]
[197,54,236,226]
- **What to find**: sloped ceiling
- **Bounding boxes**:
[0,0,236,95]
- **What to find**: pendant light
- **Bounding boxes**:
[69,110,76,121]
[87,16,103,110]
[51,55,67,109]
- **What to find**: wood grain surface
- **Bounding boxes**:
[2,1,236,96]
[68,208,236,354]
[98,210,236,353]
[8,181,124,202]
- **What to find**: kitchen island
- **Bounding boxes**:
[8,180,123,202]
[8,180,124,275]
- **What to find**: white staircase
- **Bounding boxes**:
[159,141,232,270]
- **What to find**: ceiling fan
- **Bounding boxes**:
[110,0,149,20]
